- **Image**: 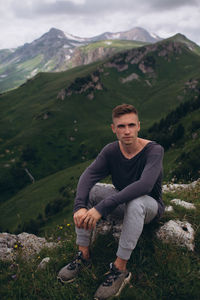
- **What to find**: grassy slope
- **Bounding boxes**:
[0,183,200,300]
[78,39,147,53]
[1,42,200,177]
[0,160,90,232]
[0,55,45,92]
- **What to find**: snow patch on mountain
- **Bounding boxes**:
[111,33,121,39]
[104,41,112,45]
[64,31,88,42]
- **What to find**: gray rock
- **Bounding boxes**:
[162,179,199,193]
[0,232,56,261]
[37,257,50,270]
[157,220,195,251]
[170,199,196,210]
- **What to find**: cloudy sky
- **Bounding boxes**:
[0,0,200,49]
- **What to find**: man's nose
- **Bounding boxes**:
[125,126,130,134]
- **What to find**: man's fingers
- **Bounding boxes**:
[82,216,88,230]
[87,217,96,230]
[73,211,88,228]
[74,211,98,230]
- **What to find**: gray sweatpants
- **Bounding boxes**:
[75,183,158,260]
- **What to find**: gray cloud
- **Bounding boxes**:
[149,0,199,11]
[12,0,141,17]
[12,0,200,18]
[1,0,200,48]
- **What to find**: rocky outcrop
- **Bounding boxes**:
[0,232,56,261]
[157,220,195,251]
[104,62,129,72]
[71,47,116,67]
[162,179,199,192]
[105,41,184,77]
[57,71,103,100]
[57,89,66,100]
[120,73,139,83]
[170,199,196,210]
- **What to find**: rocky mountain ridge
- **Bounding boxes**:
[57,38,197,101]
[90,27,161,43]
[0,27,161,92]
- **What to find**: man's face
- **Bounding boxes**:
[111,113,140,146]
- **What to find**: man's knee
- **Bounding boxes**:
[126,195,158,224]
[126,197,146,218]
[89,183,117,206]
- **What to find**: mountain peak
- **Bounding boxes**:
[166,33,200,53]
[48,27,62,33]
[90,27,162,43]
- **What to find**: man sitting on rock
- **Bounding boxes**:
[58,103,164,299]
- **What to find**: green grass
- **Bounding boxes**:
[0,160,91,232]
[0,183,200,300]
[79,39,147,53]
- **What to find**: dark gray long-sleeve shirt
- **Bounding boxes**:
[74,141,164,219]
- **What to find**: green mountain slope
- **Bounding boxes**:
[1,37,200,202]
[0,159,90,232]
[1,94,200,233]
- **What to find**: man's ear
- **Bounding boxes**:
[111,123,116,133]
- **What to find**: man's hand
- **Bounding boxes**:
[82,207,102,230]
[73,208,88,228]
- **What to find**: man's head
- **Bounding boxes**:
[112,104,139,122]
[111,104,140,146]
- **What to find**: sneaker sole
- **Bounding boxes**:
[93,272,132,300]
[115,272,132,297]
[57,276,75,284]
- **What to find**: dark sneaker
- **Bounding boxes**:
[57,251,91,283]
[94,263,132,300]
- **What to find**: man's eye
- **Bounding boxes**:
[118,125,125,129]
[129,124,135,127]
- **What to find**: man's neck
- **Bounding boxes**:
[119,138,150,159]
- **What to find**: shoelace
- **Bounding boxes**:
[103,263,121,287]
[67,251,82,270]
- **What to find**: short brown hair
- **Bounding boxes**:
[112,103,138,120]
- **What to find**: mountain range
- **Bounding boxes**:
[0,27,161,92]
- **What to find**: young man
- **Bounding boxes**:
[58,104,164,299]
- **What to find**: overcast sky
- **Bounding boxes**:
[0,0,200,49]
